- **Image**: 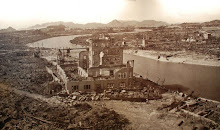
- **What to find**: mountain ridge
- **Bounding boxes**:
[0,27,16,33]
[10,19,220,30]
[27,19,169,29]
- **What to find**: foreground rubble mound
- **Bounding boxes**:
[0,84,129,129]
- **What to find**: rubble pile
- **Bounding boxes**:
[0,43,53,94]
[183,99,220,124]
[158,92,220,129]
[55,86,163,104]
[0,86,129,129]
[104,88,162,102]
[55,92,103,103]
[0,30,51,44]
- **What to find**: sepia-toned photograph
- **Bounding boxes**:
[0,0,220,129]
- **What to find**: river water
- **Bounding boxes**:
[27,32,220,101]
[27,29,151,49]
[27,35,90,49]
[124,53,220,101]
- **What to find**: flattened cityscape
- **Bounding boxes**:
[0,1,220,129]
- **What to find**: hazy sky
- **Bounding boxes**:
[0,0,220,29]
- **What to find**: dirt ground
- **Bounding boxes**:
[90,94,218,130]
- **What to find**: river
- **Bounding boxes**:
[27,29,151,49]
[27,32,220,101]
[124,53,220,101]
[27,35,90,49]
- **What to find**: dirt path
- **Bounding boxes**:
[99,100,187,130]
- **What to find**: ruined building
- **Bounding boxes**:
[64,34,134,93]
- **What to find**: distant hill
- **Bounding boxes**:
[28,21,84,29]
[84,22,105,28]
[119,20,139,26]
[176,20,220,28]
[0,27,16,33]
[107,19,169,27]
[202,20,220,27]
[28,19,169,29]
[138,20,169,27]
[28,21,107,29]
[107,20,125,27]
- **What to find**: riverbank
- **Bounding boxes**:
[124,50,220,67]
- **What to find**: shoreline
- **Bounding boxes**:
[124,50,220,67]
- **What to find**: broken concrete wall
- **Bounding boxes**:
[67,80,95,93]
[114,67,133,88]
[78,66,88,77]
[67,77,132,93]
[57,65,68,82]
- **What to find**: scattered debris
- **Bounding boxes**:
[0,84,129,129]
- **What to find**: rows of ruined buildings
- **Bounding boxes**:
[54,34,134,94]
[139,26,214,48]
